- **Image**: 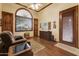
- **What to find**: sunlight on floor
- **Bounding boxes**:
[55,43,79,56]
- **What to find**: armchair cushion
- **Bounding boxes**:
[13,42,27,53]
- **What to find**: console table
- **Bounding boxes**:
[39,31,54,41]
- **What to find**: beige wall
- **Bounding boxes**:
[38,3,78,42]
[1,3,38,37]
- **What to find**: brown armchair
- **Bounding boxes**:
[0,31,33,56]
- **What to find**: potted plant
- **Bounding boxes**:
[24,32,30,39]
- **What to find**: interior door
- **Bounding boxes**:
[62,12,73,45]
[34,18,38,37]
[59,6,78,48]
[2,11,13,33]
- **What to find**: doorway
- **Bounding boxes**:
[34,18,38,37]
[59,6,78,48]
[2,11,13,33]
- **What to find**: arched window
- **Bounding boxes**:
[15,8,33,32]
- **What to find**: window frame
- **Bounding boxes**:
[15,8,33,32]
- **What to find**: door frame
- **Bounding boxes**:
[59,6,78,48]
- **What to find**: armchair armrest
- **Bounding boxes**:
[8,43,32,56]
[11,39,26,46]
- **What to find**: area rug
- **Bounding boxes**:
[55,43,79,56]
[28,39,45,54]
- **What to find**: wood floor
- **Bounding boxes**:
[33,37,76,56]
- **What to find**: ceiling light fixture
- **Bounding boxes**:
[30,3,42,10]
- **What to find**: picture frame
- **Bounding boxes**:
[53,21,56,29]
[48,22,51,30]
